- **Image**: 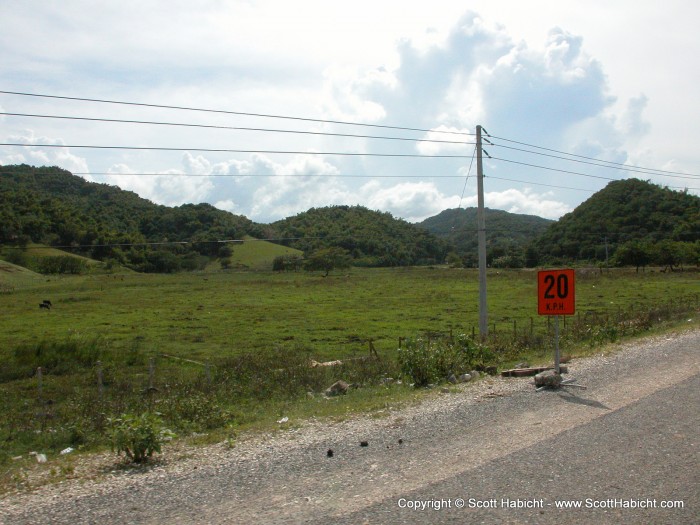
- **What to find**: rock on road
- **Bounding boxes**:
[1,329,698,524]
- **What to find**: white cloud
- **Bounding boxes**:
[362,180,460,222]
[101,154,215,207]
[0,131,89,174]
[459,188,571,219]
[2,2,695,222]
[320,65,394,123]
[416,126,473,156]
[213,199,237,213]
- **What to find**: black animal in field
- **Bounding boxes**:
[39,300,52,310]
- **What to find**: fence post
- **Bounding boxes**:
[37,366,43,403]
[148,358,155,390]
[97,360,104,400]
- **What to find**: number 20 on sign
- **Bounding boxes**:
[538,269,575,315]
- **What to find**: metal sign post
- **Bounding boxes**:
[554,314,560,374]
[537,269,584,390]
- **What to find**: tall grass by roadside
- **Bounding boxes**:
[0,338,398,468]
[1,289,696,472]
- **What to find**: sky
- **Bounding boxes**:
[1,0,699,224]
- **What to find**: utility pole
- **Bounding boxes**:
[476,125,488,338]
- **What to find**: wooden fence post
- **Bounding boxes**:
[97,360,104,400]
[36,366,43,403]
[148,358,155,390]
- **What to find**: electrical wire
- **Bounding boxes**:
[68,171,465,179]
[489,157,700,191]
[0,112,476,147]
[491,134,700,179]
[484,175,594,193]
[19,236,323,250]
[458,146,476,209]
[0,142,474,158]
[0,90,477,137]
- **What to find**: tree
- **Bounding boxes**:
[654,240,683,271]
[304,247,351,276]
[612,240,652,272]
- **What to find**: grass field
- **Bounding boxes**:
[0,266,696,362]
[0,265,697,485]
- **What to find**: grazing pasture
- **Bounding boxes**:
[0,267,695,361]
[0,266,697,481]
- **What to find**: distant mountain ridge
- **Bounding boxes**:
[271,205,449,267]
[2,166,697,271]
[419,207,553,265]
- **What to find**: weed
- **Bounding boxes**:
[107,412,175,463]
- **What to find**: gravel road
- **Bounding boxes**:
[1,329,698,525]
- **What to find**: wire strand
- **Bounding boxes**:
[490,157,700,191]
[0,142,474,158]
[0,112,476,147]
[491,134,700,179]
[0,90,476,137]
[458,146,476,208]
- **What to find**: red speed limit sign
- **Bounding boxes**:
[538,269,575,315]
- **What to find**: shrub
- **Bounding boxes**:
[107,412,174,463]
[397,335,492,387]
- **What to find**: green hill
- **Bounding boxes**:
[419,208,552,266]
[270,205,449,266]
[0,165,447,271]
[0,258,42,290]
[212,236,303,271]
[532,179,700,265]
[0,164,265,272]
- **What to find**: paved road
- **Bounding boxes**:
[2,330,698,524]
[325,374,699,525]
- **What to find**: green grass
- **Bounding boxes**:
[0,267,697,362]
[207,237,303,271]
[0,259,43,290]
[0,265,697,490]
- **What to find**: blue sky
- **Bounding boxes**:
[1,1,698,223]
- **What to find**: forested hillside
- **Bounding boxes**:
[0,165,263,272]
[532,179,699,268]
[4,166,696,273]
[270,205,450,266]
[419,208,552,267]
[0,165,449,271]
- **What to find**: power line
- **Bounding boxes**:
[484,175,595,193]
[20,236,323,250]
[0,90,477,137]
[458,146,476,209]
[490,156,700,192]
[491,134,700,179]
[0,168,465,179]
[0,142,474,158]
[71,171,466,179]
[0,112,476,147]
